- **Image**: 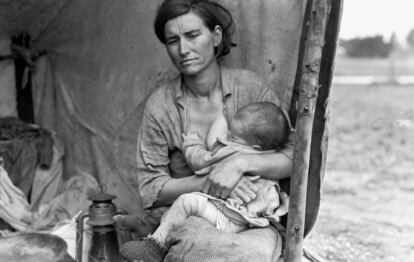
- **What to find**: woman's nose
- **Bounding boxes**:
[179,39,190,56]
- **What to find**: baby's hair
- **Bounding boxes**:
[232,102,289,150]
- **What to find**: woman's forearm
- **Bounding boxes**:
[240,152,293,180]
[155,175,206,206]
[201,151,293,199]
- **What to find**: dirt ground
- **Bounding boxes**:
[305,84,414,261]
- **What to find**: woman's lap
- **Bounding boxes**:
[164,216,283,262]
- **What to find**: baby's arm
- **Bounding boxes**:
[182,132,216,171]
[206,115,228,150]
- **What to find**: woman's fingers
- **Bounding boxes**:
[246,180,259,192]
[220,188,231,199]
[238,186,256,203]
[202,179,211,194]
[206,155,245,190]
[209,175,236,199]
[230,187,253,203]
[229,177,259,203]
[209,183,219,197]
[204,175,232,199]
[199,155,247,199]
[239,176,259,193]
[231,195,243,204]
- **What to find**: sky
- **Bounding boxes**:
[340,0,414,43]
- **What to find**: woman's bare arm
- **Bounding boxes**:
[203,151,292,199]
[155,175,207,207]
[240,151,293,180]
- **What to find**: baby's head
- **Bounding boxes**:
[228,102,289,150]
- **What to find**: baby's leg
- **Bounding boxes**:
[152,193,219,245]
[215,210,247,233]
[120,194,236,262]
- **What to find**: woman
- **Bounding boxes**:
[125,0,294,260]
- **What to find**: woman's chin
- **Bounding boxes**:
[180,67,202,76]
[178,62,212,77]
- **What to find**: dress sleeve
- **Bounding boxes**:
[136,112,171,209]
[259,87,294,160]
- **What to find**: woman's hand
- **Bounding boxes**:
[229,175,260,204]
[198,154,248,199]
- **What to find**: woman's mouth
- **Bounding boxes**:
[180,58,197,65]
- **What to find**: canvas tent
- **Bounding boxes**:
[0,0,342,260]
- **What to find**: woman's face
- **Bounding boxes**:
[164,11,222,76]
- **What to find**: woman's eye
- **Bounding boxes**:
[188,33,199,39]
[166,38,178,45]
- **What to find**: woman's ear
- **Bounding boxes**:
[213,25,223,47]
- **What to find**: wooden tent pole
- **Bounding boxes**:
[285,0,331,261]
[289,0,315,126]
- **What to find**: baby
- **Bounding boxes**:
[120,102,290,262]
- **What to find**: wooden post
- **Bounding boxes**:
[285,0,331,261]
[305,0,344,236]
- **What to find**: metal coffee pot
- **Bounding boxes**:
[76,187,127,262]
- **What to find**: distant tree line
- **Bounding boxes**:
[340,28,414,58]
[339,35,393,58]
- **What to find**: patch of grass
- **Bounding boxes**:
[306,83,414,262]
[327,84,414,174]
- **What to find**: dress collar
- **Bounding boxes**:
[173,66,234,108]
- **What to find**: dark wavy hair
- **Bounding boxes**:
[154,0,236,58]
